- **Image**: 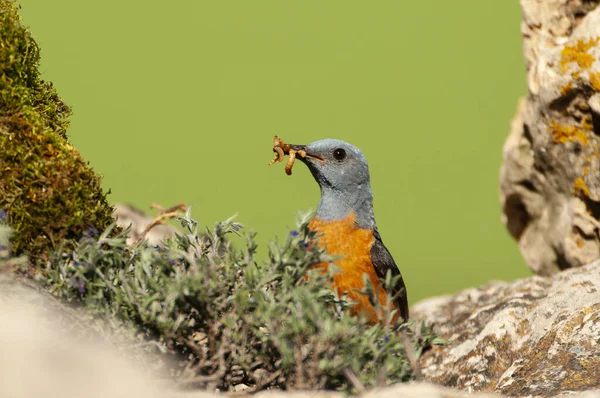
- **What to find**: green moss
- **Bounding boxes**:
[0,0,116,266]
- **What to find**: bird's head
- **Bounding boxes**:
[290,139,372,193]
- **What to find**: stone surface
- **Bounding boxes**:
[252,384,500,398]
[0,275,188,398]
[500,0,600,275]
[414,261,600,397]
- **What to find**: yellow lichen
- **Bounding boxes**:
[561,38,599,72]
[574,177,591,197]
[550,121,590,145]
[590,71,600,91]
[578,103,591,112]
[582,116,594,131]
[561,81,574,95]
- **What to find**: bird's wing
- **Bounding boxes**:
[370,228,409,321]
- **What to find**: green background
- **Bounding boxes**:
[18,1,527,304]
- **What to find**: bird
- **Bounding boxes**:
[288,139,409,324]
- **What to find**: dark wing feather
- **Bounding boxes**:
[370,228,409,321]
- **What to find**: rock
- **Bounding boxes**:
[414,261,600,396]
[0,274,194,398]
[500,0,600,274]
[362,383,500,398]
[113,203,179,246]
[252,383,500,398]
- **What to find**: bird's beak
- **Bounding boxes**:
[289,144,324,163]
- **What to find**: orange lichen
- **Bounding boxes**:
[574,177,591,197]
[560,38,599,72]
[550,121,590,145]
[561,81,573,95]
[584,166,590,176]
[590,72,600,91]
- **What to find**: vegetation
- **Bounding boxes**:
[34,209,440,392]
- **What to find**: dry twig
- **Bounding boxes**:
[134,203,187,245]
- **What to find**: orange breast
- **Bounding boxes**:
[309,212,395,324]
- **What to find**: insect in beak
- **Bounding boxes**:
[268,136,323,175]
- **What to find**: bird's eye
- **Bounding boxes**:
[333,148,346,161]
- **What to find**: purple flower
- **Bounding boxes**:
[86,226,99,237]
[76,278,86,294]
[290,230,299,237]
[0,210,7,221]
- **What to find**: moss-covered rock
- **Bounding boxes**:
[0,0,115,265]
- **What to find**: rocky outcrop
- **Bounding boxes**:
[415,261,600,397]
[500,0,600,274]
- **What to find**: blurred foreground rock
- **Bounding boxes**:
[500,0,600,274]
[254,385,499,398]
[0,275,180,398]
[415,261,600,397]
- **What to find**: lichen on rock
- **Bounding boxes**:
[415,261,600,396]
[0,0,116,267]
[500,0,600,275]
